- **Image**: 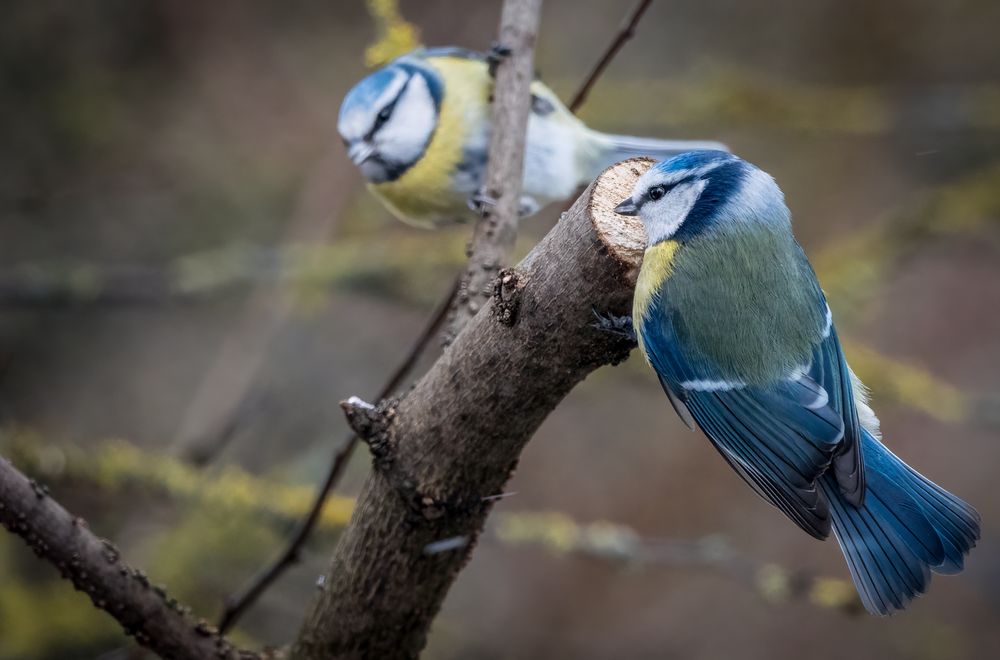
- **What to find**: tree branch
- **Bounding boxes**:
[291,158,651,659]
[568,0,655,113]
[450,0,542,333]
[0,454,259,660]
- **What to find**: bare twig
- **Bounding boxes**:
[216,275,460,633]
[568,0,655,113]
[449,0,543,333]
[0,455,259,659]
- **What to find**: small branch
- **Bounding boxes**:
[339,397,379,438]
[450,0,542,333]
[0,455,259,660]
[216,275,460,634]
[568,0,655,113]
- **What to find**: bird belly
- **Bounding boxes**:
[369,173,470,228]
[522,109,589,202]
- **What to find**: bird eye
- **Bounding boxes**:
[647,185,667,201]
[375,106,392,126]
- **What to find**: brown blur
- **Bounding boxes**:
[0,1,998,658]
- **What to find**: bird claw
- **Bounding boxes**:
[487,42,513,78]
[591,309,637,344]
[467,189,497,216]
[467,191,540,219]
[517,196,540,218]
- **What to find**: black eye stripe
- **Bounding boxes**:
[367,75,412,138]
[644,174,695,205]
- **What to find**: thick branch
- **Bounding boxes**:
[0,455,258,660]
[451,0,542,332]
[291,158,651,660]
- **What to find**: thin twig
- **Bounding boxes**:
[217,275,460,633]
[568,0,655,113]
[0,455,259,659]
[219,0,652,632]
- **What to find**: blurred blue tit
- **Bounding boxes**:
[338,47,726,228]
[615,151,980,614]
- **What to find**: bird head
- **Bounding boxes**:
[615,151,787,245]
[337,57,443,183]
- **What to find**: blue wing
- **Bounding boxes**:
[641,290,863,539]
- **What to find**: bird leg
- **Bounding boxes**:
[467,188,497,217]
[467,189,539,218]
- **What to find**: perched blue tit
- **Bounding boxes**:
[337,47,725,228]
[615,151,980,614]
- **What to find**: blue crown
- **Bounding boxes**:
[651,149,735,176]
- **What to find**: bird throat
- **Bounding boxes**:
[634,240,681,325]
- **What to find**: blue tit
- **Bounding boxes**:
[615,151,980,614]
[337,47,726,228]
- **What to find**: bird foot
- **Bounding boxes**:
[487,42,512,78]
[591,309,637,344]
[467,190,539,219]
[467,189,497,217]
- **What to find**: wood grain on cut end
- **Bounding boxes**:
[589,158,652,276]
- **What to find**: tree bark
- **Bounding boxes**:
[291,158,652,660]
[0,455,258,660]
[451,0,542,332]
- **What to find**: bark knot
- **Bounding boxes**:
[340,396,398,473]
[491,267,522,326]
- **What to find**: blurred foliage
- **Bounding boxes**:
[817,161,1000,323]
[0,427,861,656]
[0,543,119,658]
[364,0,422,67]
[843,341,969,423]
[4,157,997,312]
[499,513,859,612]
[568,72,1000,134]
[2,2,998,657]
[1,428,354,532]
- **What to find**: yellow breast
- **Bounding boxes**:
[370,56,491,227]
[633,240,681,359]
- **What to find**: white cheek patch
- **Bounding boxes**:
[337,69,409,142]
[374,74,437,166]
[643,179,708,244]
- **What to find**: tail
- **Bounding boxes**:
[586,130,729,178]
[820,430,980,615]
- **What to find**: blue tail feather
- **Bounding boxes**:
[823,430,980,615]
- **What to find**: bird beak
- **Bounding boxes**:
[347,142,376,165]
[614,198,639,216]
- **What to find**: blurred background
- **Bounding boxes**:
[1,1,999,658]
